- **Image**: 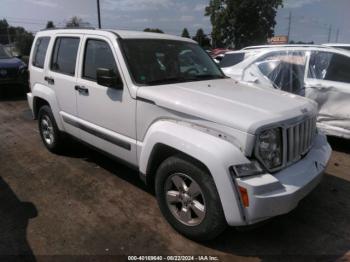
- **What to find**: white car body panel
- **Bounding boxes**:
[27,29,332,227]
[222,46,350,139]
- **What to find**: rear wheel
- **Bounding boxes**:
[38,105,64,153]
[155,155,227,241]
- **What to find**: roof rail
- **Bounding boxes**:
[40,27,96,31]
[242,44,329,50]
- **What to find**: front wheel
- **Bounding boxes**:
[155,155,227,241]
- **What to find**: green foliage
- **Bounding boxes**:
[14,27,34,56]
[46,21,55,29]
[205,0,283,49]
[144,28,164,34]
[192,29,211,49]
[181,28,190,38]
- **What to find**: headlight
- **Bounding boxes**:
[257,128,283,170]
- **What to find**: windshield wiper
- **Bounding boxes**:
[145,77,187,85]
[190,74,226,80]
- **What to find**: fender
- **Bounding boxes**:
[138,120,251,226]
[31,83,63,130]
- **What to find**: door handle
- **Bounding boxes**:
[44,76,55,85]
[75,85,89,95]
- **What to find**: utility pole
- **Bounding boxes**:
[6,27,11,44]
[287,11,292,42]
[327,25,332,43]
[335,28,340,43]
[97,0,101,29]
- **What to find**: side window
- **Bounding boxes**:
[51,37,80,76]
[255,51,306,94]
[219,53,245,68]
[32,37,50,68]
[308,52,350,84]
[83,39,118,81]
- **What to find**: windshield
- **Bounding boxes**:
[120,39,225,86]
[0,45,11,59]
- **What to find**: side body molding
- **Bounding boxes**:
[138,120,251,226]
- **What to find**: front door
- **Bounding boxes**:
[75,35,137,165]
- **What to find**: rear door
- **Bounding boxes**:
[305,50,350,135]
[75,35,137,165]
[46,34,82,138]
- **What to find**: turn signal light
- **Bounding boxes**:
[239,186,249,208]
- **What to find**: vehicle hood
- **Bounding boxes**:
[137,78,317,134]
[0,57,24,69]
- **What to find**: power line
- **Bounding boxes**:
[287,11,292,41]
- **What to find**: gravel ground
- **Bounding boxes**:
[0,96,349,262]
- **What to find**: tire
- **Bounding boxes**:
[155,155,227,241]
[38,105,64,153]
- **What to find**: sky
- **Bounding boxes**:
[0,0,349,44]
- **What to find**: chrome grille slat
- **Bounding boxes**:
[286,117,316,165]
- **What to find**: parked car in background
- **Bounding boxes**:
[323,43,350,51]
[221,45,350,139]
[210,48,231,63]
[0,44,28,96]
[27,29,331,240]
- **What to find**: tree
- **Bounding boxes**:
[46,21,55,29]
[66,16,91,28]
[143,28,164,33]
[0,19,10,44]
[205,0,283,49]
[192,29,211,49]
[0,19,33,55]
[181,28,190,38]
[14,28,34,55]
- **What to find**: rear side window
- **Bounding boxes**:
[32,37,50,68]
[51,37,80,76]
[83,39,118,81]
[220,53,245,68]
[308,51,350,84]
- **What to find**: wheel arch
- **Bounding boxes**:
[145,143,211,191]
[138,120,249,226]
[31,83,63,130]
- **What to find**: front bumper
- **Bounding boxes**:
[236,132,331,225]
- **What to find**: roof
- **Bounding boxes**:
[36,28,196,43]
[323,43,350,47]
[242,44,328,50]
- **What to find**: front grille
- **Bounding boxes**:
[0,68,19,79]
[286,117,317,164]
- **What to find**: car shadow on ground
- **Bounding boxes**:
[0,177,37,262]
[61,139,150,194]
[60,138,350,261]
[0,87,27,102]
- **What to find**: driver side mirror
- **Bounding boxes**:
[97,68,123,89]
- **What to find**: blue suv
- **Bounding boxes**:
[0,44,28,95]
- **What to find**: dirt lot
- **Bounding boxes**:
[0,96,350,262]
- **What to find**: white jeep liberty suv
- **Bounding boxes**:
[27,29,331,240]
